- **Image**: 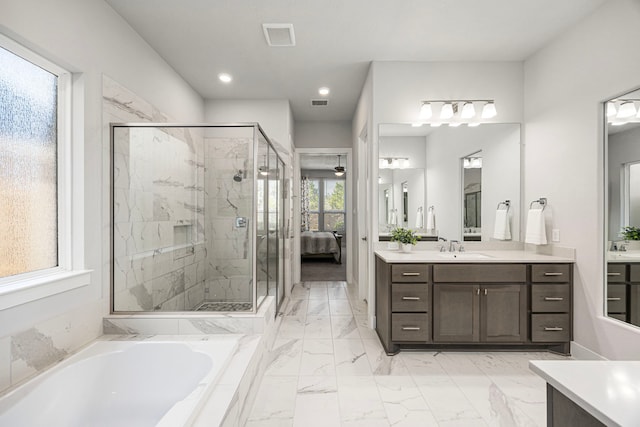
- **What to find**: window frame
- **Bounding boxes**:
[0,34,90,310]
[305,176,346,233]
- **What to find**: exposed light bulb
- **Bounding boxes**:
[440,103,454,119]
[618,101,637,119]
[607,101,618,118]
[461,102,476,119]
[481,102,497,119]
[419,102,433,120]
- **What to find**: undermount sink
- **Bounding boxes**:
[612,252,640,259]
[437,252,493,260]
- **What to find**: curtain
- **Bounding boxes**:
[301,176,310,231]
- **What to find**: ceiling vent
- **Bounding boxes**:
[311,99,329,107]
[262,24,296,47]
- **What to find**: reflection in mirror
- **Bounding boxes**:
[402,182,409,227]
[605,87,640,327]
[463,152,482,241]
[378,123,520,242]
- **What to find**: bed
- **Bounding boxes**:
[300,231,342,264]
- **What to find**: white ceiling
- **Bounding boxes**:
[105,0,606,122]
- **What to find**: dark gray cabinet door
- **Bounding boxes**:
[433,284,480,342]
[481,284,526,342]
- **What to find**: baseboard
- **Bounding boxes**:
[570,341,608,360]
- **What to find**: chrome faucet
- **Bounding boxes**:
[438,237,447,252]
[449,240,459,252]
[619,243,628,252]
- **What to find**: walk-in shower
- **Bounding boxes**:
[110,123,285,314]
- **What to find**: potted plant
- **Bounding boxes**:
[621,226,640,241]
[391,227,420,252]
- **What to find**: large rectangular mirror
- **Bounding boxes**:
[378,123,521,242]
[605,87,640,327]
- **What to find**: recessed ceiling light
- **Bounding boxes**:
[218,73,232,83]
[318,87,330,96]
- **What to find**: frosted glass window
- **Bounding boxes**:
[0,46,58,278]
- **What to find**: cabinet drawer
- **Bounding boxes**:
[531,314,570,342]
[391,264,429,283]
[531,264,571,283]
[531,284,570,312]
[629,264,640,282]
[607,263,627,283]
[607,284,627,313]
[391,283,429,312]
[433,264,525,283]
[391,313,430,342]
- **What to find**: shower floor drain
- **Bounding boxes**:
[195,301,253,312]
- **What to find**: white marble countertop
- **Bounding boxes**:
[530,360,640,427]
[375,249,574,263]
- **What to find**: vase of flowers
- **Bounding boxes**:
[390,227,420,252]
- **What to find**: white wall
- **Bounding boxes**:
[524,0,640,359]
[295,121,352,149]
[204,99,294,155]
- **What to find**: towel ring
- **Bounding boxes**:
[529,197,547,211]
[497,200,511,211]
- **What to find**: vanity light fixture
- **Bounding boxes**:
[481,101,497,119]
[417,99,496,124]
[379,157,409,169]
[617,101,637,119]
[419,102,433,119]
[334,155,345,177]
[218,73,233,83]
[461,102,476,119]
[606,101,618,118]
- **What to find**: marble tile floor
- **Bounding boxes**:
[245,280,570,427]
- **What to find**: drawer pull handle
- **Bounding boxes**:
[476,288,480,295]
[544,327,564,331]
[401,296,420,301]
[544,297,564,301]
[543,272,563,276]
[402,272,421,276]
[607,272,622,276]
[401,326,421,331]
[608,297,622,301]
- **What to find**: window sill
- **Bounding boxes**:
[0,269,92,310]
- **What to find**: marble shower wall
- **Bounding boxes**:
[107,76,207,312]
[204,132,254,303]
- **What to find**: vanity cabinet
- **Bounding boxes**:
[432,264,527,343]
[375,256,573,355]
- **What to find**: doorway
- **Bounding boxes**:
[294,149,352,284]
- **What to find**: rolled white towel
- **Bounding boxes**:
[415,207,424,229]
[493,209,511,240]
[525,208,547,245]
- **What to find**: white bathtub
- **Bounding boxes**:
[0,337,239,427]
